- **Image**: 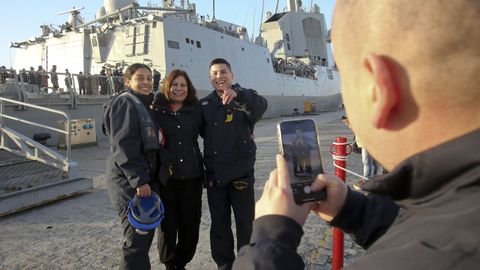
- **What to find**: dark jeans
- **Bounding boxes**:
[119,209,156,270]
[157,177,203,269]
[207,176,255,270]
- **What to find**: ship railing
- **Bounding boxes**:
[1,69,79,96]
[1,70,124,95]
[0,69,127,104]
[2,67,167,102]
[0,96,75,177]
[70,73,125,97]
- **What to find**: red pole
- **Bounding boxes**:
[331,137,347,270]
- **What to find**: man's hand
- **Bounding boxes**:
[136,183,151,197]
[310,174,348,222]
[218,84,237,105]
[255,154,313,226]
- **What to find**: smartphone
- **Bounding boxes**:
[277,118,326,204]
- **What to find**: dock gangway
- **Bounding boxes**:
[0,96,93,216]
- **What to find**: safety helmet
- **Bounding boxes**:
[127,192,164,232]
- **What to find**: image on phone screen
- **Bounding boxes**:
[279,119,323,184]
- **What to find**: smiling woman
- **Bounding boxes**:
[124,64,153,95]
[159,69,199,111]
[151,69,204,270]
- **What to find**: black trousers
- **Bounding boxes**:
[207,176,255,270]
[157,177,203,269]
[119,209,156,270]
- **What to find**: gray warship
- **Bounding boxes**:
[4,0,340,119]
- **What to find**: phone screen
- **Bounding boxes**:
[279,119,323,184]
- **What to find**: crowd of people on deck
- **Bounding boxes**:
[0,65,128,95]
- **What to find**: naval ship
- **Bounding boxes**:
[6,0,340,118]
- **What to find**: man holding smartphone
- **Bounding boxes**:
[200,58,268,270]
[233,0,480,269]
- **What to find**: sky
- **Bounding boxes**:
[0,0,336,67]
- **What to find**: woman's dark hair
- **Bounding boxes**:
[123,63,151,82]
[162,69,198,105]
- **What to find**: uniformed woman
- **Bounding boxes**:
[104,63,163,270]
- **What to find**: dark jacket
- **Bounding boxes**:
[152,93,204,181]
[105,89,161,213]
[233,128,480,269]
[199,84,268,186]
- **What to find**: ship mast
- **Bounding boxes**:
[212,0,216,20]
[286,0,296,12]
[257,0,265,40]
[275,0,303,13]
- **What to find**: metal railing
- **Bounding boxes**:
[0,96,72,173]
[0,69,126,97]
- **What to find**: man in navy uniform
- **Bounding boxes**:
[200,58,268,270]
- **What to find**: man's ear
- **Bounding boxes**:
[363,53,399,129]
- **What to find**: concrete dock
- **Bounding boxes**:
[0,110,367,269]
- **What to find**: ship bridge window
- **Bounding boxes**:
[153,22,157,28]
[191,39,194,45]
[196,41,201,48]
[241,47,245,51]
[327,69,334,80]
[186,38,190,43]
[264,12,287,22]
[303,18,322,38]
[168,40,180,49]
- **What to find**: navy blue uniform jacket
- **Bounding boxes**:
[105,90,160,213]
[200,84,268,186]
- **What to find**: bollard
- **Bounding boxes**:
[329,137,350,270]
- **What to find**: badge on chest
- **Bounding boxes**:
[225,108,233,123]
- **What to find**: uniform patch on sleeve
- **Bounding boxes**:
[201,101,209,105]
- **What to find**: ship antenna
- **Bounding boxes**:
[258,0,265,39]
[252,8,255,41]
[275,0,279,13]
[57,6,85,30]
[212,0,216,21]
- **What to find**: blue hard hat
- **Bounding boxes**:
[127,192,164,231]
